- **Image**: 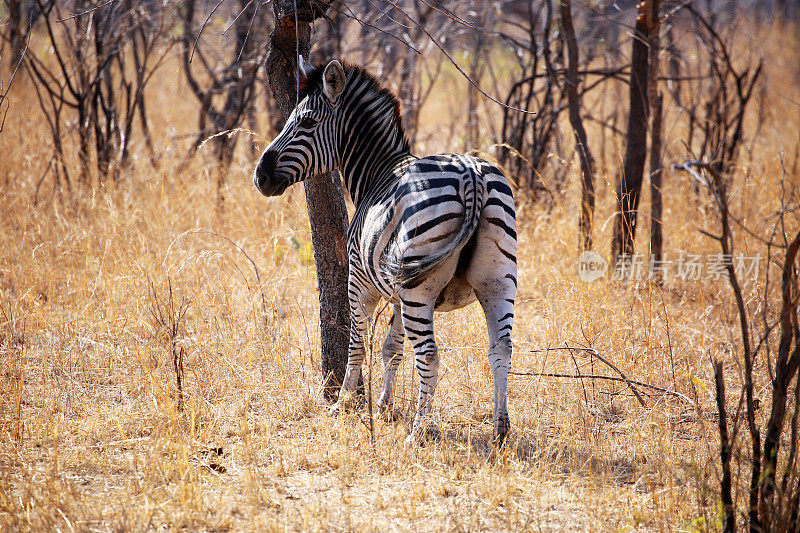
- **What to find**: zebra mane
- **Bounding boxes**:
[299,61,410,152]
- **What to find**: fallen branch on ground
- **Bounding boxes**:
[509,370,695,406]
[518,344,694,406]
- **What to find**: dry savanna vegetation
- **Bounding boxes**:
[1,1,800,530]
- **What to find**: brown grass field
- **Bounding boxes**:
[1,14,800,532]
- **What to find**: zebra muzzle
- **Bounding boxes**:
[254,151,288,196]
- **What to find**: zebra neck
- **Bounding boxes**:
[339,138,412,207]
[335,77,412,207]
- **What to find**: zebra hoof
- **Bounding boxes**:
[404,430,427,447]
[330,390,360,415]
[405,422,440,446]
[379,403,401,422]
[493,417,510,447]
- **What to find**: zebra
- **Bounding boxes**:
[254,58,517,445]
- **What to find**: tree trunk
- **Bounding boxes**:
[6,0,26,66]
[759,230,800,527]
[649,93,663,279]
[560,0,595,251]
[611,1,652,264]
[266,0,351,402]
[714,361,735,532]
[647,0,663,282]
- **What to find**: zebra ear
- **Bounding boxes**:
[298,55,313,78]
[322,60,346,103]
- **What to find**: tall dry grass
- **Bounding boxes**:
[1,14,799,531]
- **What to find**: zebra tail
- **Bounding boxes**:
[393,172,485,287]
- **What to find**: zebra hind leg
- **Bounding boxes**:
[399,299,440,444]
[474,289,515,446]
[377,305,405,421]
[466,170,517,446]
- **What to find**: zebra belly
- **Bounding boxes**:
[433,231,479,311]
[434,274,476,312]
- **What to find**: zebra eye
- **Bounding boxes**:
[299,117,316,128]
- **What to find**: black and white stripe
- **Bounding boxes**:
[254,59,517,444]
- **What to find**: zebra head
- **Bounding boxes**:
[254,58,346,196]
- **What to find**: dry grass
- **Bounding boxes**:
[1,15,799,532]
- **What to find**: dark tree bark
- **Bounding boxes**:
[560,0,595,251]
[647,0,663,282]
[266,0,351,402]
[611,1,653,263]
[4,0,26,66]
[714,361,735,533]
[649,93,663,277]
[759,230,800,528]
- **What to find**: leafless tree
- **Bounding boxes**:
[180,0,272,207]
[676,161,800,531]
[560,0,596,250]
[611,0,657,263]
[676,5,762,176]
[23,0,171,190]
[265,0,352,402]
[497,0,566,199]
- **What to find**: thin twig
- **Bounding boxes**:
[528,345,650,407]
[510,370,694,405]
[569,343,648,407]
[382,0,535,115]
[0,28,30,134]
[365,302,390,448]
[412,0,478,30]
[327,3,421,54]
[236,0,261,61]
[568,346,589,406]
[56,0,116,22]
[190,0,226,63]
[223,0,260,34]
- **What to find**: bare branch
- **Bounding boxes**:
[413,0,478,30]
[0,27,30,134]
[382,0,535,115]
[190,0,226,64]
[56,0,116,23]
[527,345,650,407]
[510,370,693,405]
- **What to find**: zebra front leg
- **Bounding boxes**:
[332,291,378,413]
[399,301,439,444]
[377,305,404,420]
